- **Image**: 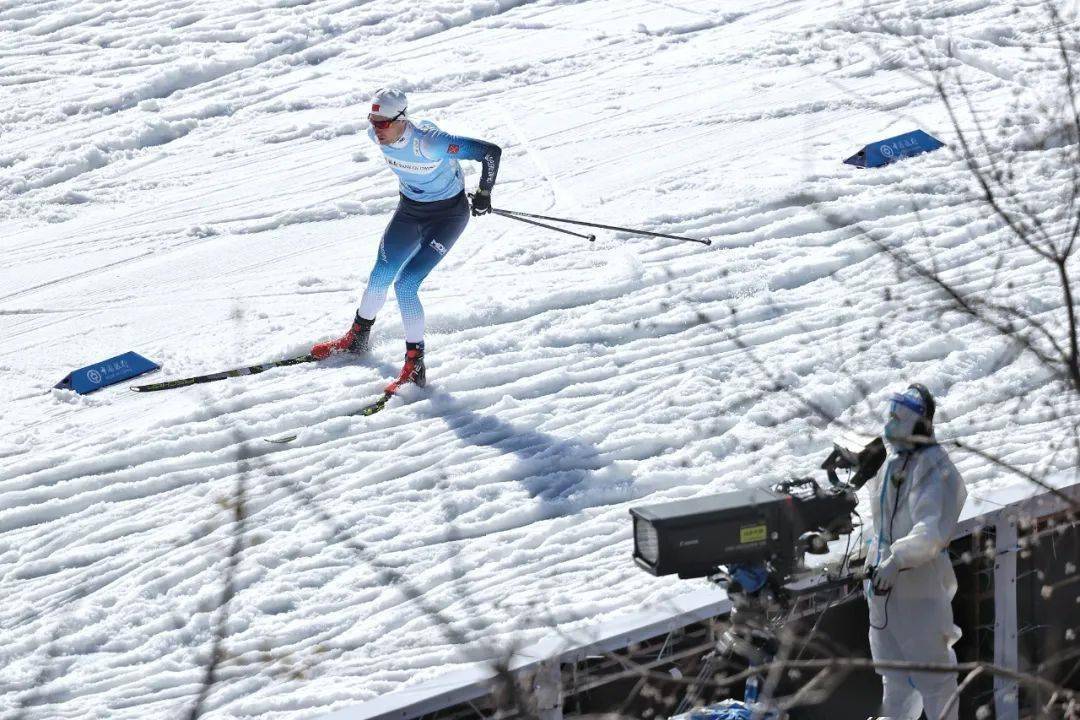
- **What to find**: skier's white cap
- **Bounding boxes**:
[369,88,407,119]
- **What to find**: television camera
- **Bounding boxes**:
[631,433,886,720]
[630,432,884,585]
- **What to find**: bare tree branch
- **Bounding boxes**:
[186,432,250,720]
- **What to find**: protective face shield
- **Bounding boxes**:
[883,386,933,448]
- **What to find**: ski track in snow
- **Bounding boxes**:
[0,0,1076,717]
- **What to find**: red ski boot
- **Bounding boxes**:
[386,342,426,392]
[312,313,374,360]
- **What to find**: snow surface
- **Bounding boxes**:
[1,0,1077,718]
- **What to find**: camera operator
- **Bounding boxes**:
[865,384,967,720]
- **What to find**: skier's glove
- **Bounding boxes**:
[470,190,492,216]
[871,556,901,594]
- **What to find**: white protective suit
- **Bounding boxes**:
[865,440,968,720]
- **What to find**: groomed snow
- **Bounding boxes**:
[1,0,1076,717]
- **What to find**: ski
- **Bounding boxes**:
[355,364,419,417]
[357,390,395,416]
[131,354,316,392]
[263,383,404,443]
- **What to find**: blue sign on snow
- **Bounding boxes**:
[844,129,944,168]
[55,351,160,394]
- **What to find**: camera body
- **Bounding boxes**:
[630,435,884,582]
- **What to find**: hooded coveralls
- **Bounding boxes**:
[865,443,967,720]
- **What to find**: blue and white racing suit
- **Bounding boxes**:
[358,120,501,343]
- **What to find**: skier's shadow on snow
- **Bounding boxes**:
[424,388,629,510]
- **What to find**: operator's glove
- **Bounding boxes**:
[872,556,901,593]
[470,190,492,216]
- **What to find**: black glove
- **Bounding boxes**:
[470,190,492,216]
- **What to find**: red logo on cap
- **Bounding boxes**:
[372,103,380,111]
[448,144,459,154]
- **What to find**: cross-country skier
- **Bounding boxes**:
[312,88,502,390]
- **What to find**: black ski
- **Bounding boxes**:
[357,390,395,416]
[131,354,316,392]
[263,389,399,444]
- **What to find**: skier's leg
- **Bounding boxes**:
[393,195,470,343]
[313,206,423,359]
[358,207,422,321]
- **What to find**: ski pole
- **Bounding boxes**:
[492,208,596,241]
[493,207,711,246]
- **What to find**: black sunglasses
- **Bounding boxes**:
[369,110,405,129]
